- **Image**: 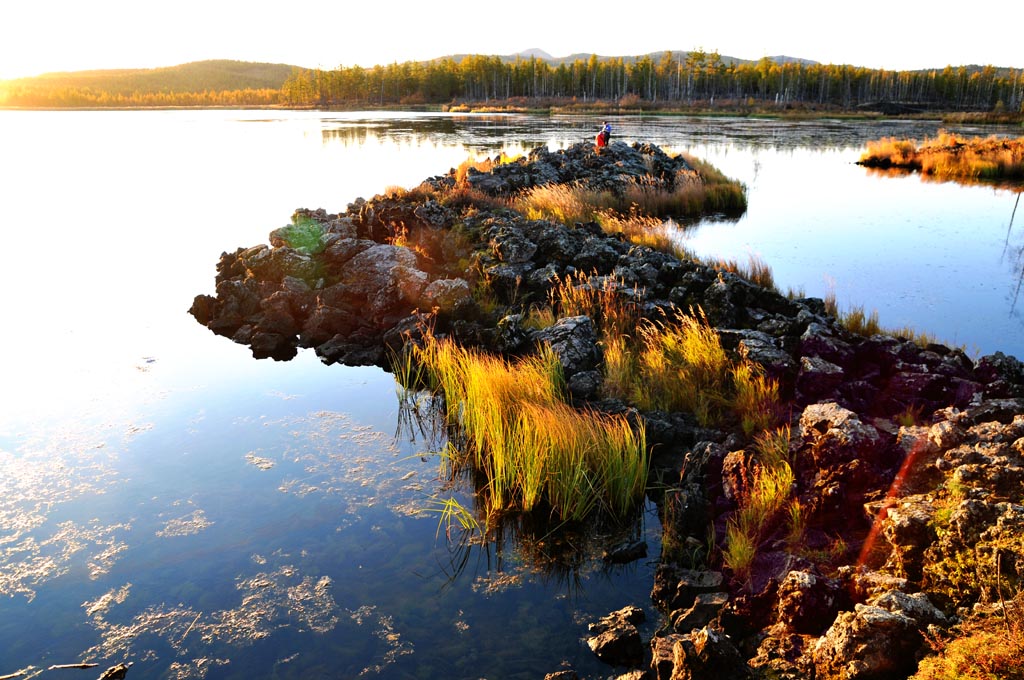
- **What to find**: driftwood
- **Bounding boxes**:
[48,666,99,671]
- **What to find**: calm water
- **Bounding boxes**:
[0,110,1021,679]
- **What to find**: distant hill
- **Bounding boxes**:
[4,60,297,94]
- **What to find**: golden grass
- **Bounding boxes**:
[753,424,792,469]
[549,271,641,340]
[723,519,757,579]
[633,310,731,422]
[724,425,798,581]
[839,304,883,337]
[514,154,746,227]
[786,498,806,548]
[596,210,695,260]
[861,131,1024,181]
[824,288,952,349]
[713,253,778,292]
[912,593,1024,680]
[454,151,522,185]
[514,182,616,224]
[611,308,781,432]
[522,303,557,330]
[411,330,648,522]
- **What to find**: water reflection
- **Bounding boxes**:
[5,110,1024,678]
[394,391,655,598]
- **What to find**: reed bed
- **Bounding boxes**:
[608,308,780,433]
[861,131,1024,181]
[548,271,641,340]
[410,331,648,522]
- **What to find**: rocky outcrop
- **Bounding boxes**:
[189,141,1024,680]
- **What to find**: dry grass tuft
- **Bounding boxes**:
[912,592,1024,680]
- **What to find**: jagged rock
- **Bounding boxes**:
[651,566,724,613]
[800,321,855,368]
[651,634,687,680]
[98,663,133,680]
[797,402,883,466]
[185,140,1024,680]
[811,603,924,680]
[975,351,1024,396]
[870,590,947,627]
[587,605,646,667]
[774,570,842,635]
[419,277,470,311]
[793,402,896,524]
[720,449,754,507]
[797,355,846,401]
[670,627,751,680]
[719,328,795,379]
[567,369,604,401]
[614,671,648,680]
[670,592,729,633]
[837,567,909,603]
[543,671,578,680]
[603,539,648,565]
[531,315,600,379]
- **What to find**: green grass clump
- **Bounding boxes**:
[724,425,799,582]
[275,214,326,254]
[409,331,648,523]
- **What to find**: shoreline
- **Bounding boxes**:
[2,102,1021,125]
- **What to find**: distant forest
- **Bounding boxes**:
[2,54,1023,113]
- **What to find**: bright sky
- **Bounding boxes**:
[3,0,1022,80]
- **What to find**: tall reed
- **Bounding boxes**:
[411,331,648,522]
[616,308,780,432]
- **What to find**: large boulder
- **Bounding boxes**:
[810,597,931,680]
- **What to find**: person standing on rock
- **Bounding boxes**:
[596,121,611,148]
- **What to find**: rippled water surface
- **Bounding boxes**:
[0,110,1021,679]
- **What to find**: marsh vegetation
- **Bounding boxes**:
[859,130,1024,183]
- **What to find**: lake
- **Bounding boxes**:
[0,110,1021,679]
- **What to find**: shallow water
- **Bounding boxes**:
[0,110,1021,679]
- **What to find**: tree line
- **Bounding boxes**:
[280,52,1024,112]
[3,53,1023,112]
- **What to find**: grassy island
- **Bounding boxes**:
[858,131,1024,182]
